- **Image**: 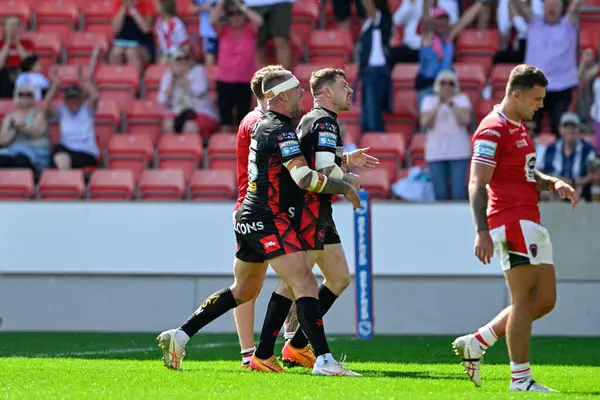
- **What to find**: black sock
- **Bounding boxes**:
[180,288,237,338]
[290,285,338,349]
[254,292,293,359]
[295,296,330,357]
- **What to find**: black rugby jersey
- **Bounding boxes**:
[293,106,343,226]
[242,110,302,218]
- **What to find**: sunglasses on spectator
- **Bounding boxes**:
[174,56,189,62]
[440,80,455,86]
[18,92,34,98]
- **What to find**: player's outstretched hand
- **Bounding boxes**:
[555,180,579,208]
[474,231,494,265]
[344,183,361,210]
[347,147,379,170]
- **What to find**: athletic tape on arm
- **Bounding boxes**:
[316,152,344,179]
[285,162,328,193]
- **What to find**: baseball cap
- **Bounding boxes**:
[64,85,84,98]
[559,112,580,126]
[431,7,449,18]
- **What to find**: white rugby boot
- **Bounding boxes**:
[157,328,187,370]
[312,354,362,376]
[510,378,558,392]
[453,334,485,387]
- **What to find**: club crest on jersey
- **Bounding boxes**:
[319,122,338,133]
[318,131,337,148]
[279,140,301,157]
[473,139,497,159]
[515,138,528,148]
[529,244,538,257]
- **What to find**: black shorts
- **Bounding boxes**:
[251,2,293,45]
[52,144,98,169]
[333,0,365,21]
[233,205,304,263]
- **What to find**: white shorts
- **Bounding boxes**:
[490,219,554,271]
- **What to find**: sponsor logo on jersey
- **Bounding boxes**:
[279,140,301,157]
[481,129,501,137]
[319,122,338,134]
[318,131,337,148]
[509,128,521,134]
[515,138,528,148]
[260,234,281,253]
[473,139,498,159]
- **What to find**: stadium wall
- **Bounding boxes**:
[1,202,598,336]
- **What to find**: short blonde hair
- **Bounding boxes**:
[433,70,460,94]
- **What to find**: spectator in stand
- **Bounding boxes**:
[0,83,50,171]
[390,0,458,64]
[44,66,99,170]
[581,157,600,202]
[211,0,263,132]
[15,55,50,101]
[592,74,600,149]
[576,48,598,134]
[357,0,393,133]
[492,0,540,64]
[157,48,219,137]
[415,7,453,108]
[193,0,218,65]
[109,0,156,74]
[419,70,471,200]
[511,0,581,136]
[333,0,365,30]
[155,0,189,64]
[245,0,293,68]
[0,16,34,99]
[541,112,597,200]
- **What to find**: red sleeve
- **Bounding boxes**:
[21,39,34,52]
[471,125,506,168]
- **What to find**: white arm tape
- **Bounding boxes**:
[263,77,300,100]
[287,163,328,192]
[316,152,344,180]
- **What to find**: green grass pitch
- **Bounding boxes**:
[1,333,599,399]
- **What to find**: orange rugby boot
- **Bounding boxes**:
[281,340,316,369]
[249,354,286,373]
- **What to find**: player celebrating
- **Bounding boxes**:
[453,64,578,392]
[233,67,378,369]
[157,69,361,377]
[249,68,364,372]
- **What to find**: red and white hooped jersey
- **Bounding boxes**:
[471,106,540,230]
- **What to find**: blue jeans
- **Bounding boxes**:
[360,66,391,132]
[428,159,469,200]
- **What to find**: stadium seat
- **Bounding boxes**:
[309,30,353,62]
[396,168,410,181]
[38,170,85,200]
[456,29,499,56]
[580,22,600,51]
[390,90,418,127]
[454,63,486,90]
[476,99,497,122]
[138,169,186,200]
[342,123,361,146]
[535,133,557,147]
[359,133,406,182]
[392,64,419,90]
[95,65,140,92]
[456,54,493,76]
[81,1,114,29]
[89,169,135,201]
[294,64,327,89]
[125,100,165,142]
[358,169,390,199]
[35,0,79,38]
[301,94,315,114]
[143,64,167,99]
[0,169,34,200]
[94,99,121,153]
[490,64,517,98]
[345,63,358,83]
[0,1,31,25]
[409,133,426,159]
[292,0,319,23]
[107,134,154,182]
[157,134,203,182]
[65,32,109,63]
[207,133,237,170]
[189,169,237,200]
[0,100,15,120]
[21,32,61,71]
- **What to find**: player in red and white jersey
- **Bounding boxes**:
[452,65,578,393]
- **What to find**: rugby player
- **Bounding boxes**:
[453,64,577,392]
[249,68,365,372]
[233,67,378,369]
[157,68,361,376]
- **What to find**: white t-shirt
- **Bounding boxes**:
[420,93,472,162]
[15,72,50,101]
[155,16,189,56]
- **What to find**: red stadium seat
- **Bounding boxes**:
[99,90,135,115]
[65,32,109,61]
[292,0,319,23]
[138,169,186,200]
[143,64,167,99]
[454,63,486,89]
[476,99,497,122]
[0,169,34,200]
[358,169,390,199]
[125,100,165,142]
[294,64,329,89]
[490,64,517,98]
[396,168,410,181]
[390,90,418,126]
[359,133,406,182]
[345,63,358,84]
[49,64,90,89]
[35,0,79,37]
[342,123,361,146]
[95,99,121,151]
[81,1,114,27]
[207,133,237,170]
[301,94,315,114]
[89,169,135,200]
[95,65,140,92]
[0,1,31,24]
[107,134,154,182]
[535,133,557,147]
[409,133,426,158]
[189,169,237,200]
[456,29,499,56]
[21,32,61,66]
[309,30,353,61]
[392,64,419,90]
[0,100,15,120]
[157,134,203,182]
[38,170,85,200]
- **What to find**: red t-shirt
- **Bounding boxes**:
[112,0,155,16]
[0,39,35,68]
[471,106,540,230]
[234,108,264,211]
